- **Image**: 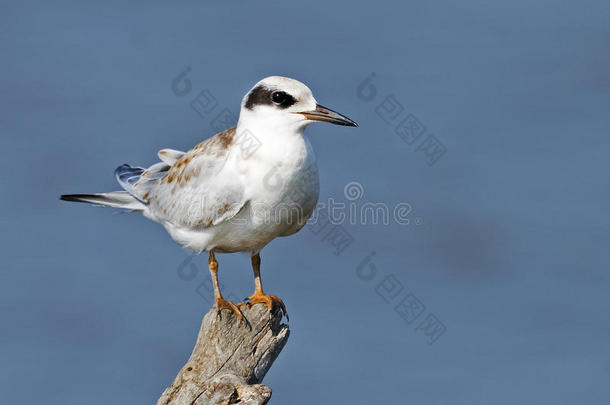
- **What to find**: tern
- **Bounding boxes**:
[61,76,358,321]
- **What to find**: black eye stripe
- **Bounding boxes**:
[245,85,296,110]
[272,91,287,104]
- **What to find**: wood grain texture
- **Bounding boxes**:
[157,304,289,405]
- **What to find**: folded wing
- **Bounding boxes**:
[138,127,248,228]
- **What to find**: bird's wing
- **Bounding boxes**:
[157,148,185,165]
[142,127,247,227]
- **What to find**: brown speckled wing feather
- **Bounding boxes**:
[138,127,247,228]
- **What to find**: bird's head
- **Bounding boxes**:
[238,76,358,133]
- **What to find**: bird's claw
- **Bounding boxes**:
[214,297,247,325]
[241,292,289,321]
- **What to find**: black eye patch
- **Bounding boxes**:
[245,85,296,110]
[272,91,287,104]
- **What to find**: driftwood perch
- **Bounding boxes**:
[157,304,289,405]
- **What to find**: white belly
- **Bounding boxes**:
[155,134,320,253]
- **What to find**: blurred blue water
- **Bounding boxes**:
[1,0,609,404]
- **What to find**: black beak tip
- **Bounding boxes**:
[340,117,358,127]
[335,118,358,127]
[300,105,359,127]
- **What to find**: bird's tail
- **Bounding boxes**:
[60,191,146,211]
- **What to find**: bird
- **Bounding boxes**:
[61,76,358,321]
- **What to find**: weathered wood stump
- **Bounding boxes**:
[157,304,289,405]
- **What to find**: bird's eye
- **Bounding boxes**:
[271,91,287,104]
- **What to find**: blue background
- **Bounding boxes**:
[2,1,609,404]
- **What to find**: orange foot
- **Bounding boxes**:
[242,291,288,320]
[214,296,245,323]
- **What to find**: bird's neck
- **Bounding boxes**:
[234,115,313,166]
[236,114,307,148]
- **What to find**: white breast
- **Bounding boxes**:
[156,126,320,254]
[237,125,319,239]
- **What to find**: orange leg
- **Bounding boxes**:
[242,253,288,319]
[208,252,244,322]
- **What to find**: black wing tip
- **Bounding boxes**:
[60,194,93,202]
